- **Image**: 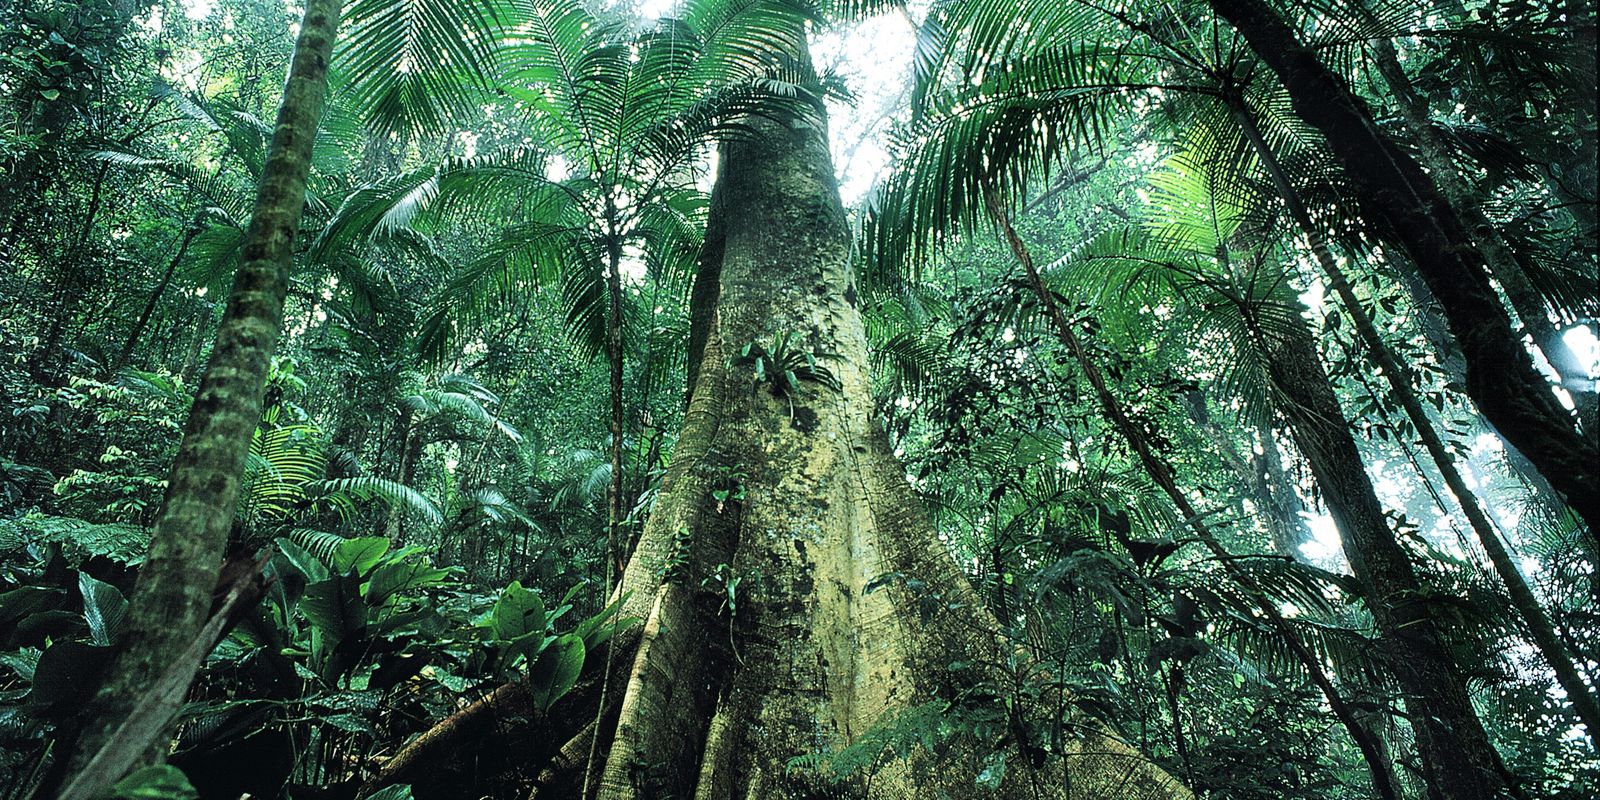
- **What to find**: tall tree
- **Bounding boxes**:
[864,5,1534,791]
[572,10,1187,797]
[45,1,342,796]
[1205,0,1600,537]
[348,3,1190,797]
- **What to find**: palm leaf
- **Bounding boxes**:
[338,0,514,136]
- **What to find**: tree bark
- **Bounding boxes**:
[1365,34,1597,433]
[1207,0,1600,536]
[46,1,342,795]
[560,19,1188,800]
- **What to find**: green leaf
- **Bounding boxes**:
[528,633,584,710]
[39,88,60,101]
[78,573,128,647]
[276,536,330,582]
[0,586,63,629]
[302,576,368,644]
[30,641,109,719]
[323,712,377,735]
[338,0,511,136]
[0,648,40,682]
[363,785,415,800]
[488,581,546,642]
[333,537,391,576]
[365,559,452,606]
[573,592,635,649]
[112,765,197,800]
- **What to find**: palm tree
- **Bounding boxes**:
[319,0,819,609]
[863,3,1552,795]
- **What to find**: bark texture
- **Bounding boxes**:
[48,0,342,794]
[561,30,1188,800]
[1366,35,1597,433]
[1207,0,1600,536]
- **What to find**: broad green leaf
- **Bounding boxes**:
[333,537,390,576]
[372,608,437,636]
[488,581,546,642]
[78,573,128,647]
[366,559,452,606]
[276,537,330,582]
[573,592,635,649]
[112,765,198,800]
[0,586,62,629]
[324,712,377,735]
[30,641,109,720]
[0,648,40,682]
[302,576,368,643]
[528,633,584,710]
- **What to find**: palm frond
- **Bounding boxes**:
[242,425,330,520]
[338,0,515,136]
[863,41,1150,284]
[315,476,444,527]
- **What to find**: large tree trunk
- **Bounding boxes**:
[1206,0,1600,537]
[43,1,342,797]
[559,24,1187,800]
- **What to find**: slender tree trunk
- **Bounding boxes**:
[45,2,341,797]
[1181,391,1307,556]
[1386,244,1579,556]
[1365,35,1597,431]
[1207,0,1600,536]
[555,18,1189,800]
[604,230,627,582]
[984,190,1402,800]
[579,224,628,798]
[111,222,201,373]
[1249,302,1516,799]
[1231,94,1600,749]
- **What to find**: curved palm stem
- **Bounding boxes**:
[43,1,344,796]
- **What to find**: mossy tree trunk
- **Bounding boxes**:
[549,22,1188,800]
[46,1,342,796]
